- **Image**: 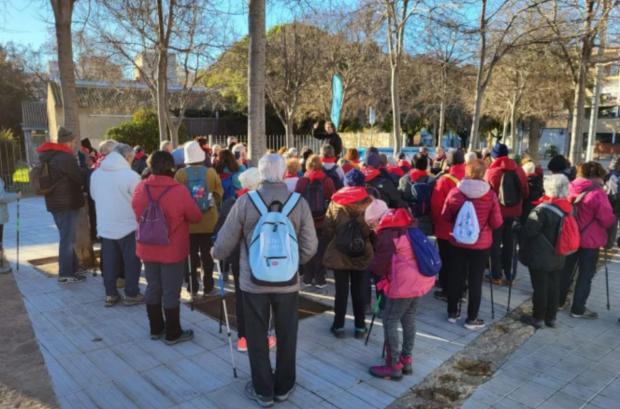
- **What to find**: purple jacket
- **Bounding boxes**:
[569,178,616,249]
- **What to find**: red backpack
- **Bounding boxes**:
[539,203,579,256]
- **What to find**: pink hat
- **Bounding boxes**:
[364,198,389,229]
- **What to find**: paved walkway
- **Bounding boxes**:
[0,197,543,408]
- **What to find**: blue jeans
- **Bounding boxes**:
[52,210,79,278]
[101,232,142,297]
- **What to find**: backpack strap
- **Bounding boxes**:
[538,203,565,219]
[281,192,301,216]
[248,191,269,216]
[146,184,175,203]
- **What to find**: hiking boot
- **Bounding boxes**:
[244,381,274,407]
[447,312,461,324]
[123,293,145,306]
[354,327,368,340]
[520,315,543,329]
[570,309,599,320]
[163,307,194,345]
[237,337,248,352]
[464,318,485,330]
[274,385,295,403]
[369,362,403,381]
[147,304,165,340]
[400,355,413,375]
[268,335,277,349]
[545,319,557,328]
[331,326,345,339]
[58,275,86,284]
[116,277,125,289]
[164,329,194,345]
[433,290,448,302]
[105,295,120,307]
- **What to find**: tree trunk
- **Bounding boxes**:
[390,64,402,154]
[468,0,487,152]
[469,84,483,151]
[568,0,595,164]
[285,116,294,149]
[248,0,266,164]
[51,0,80,142]
[502,111,509,146]
[510,97,518,151]
[528,117,542,162]
[156,50,169,144]
[437,67,447,148]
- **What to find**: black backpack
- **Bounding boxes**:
[334,210,366,257]
[323,166,344,190]
[499,170,522,207]
[303,179,327,218]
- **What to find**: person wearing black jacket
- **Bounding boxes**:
[37,127,86,283]
[312,121,343,158]
[362,152,406,209]
[519,174,571,329]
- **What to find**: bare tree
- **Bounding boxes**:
[248,0,266,162]
[50,0,80,141]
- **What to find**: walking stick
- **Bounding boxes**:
[489,257,495,319]
[216,260,237,378]
[604,249,610,311]
[16,195,20,272]
[187,255,194,311]
[507,239,519,312]
[365,294,382,346]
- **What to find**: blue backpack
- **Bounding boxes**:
[248,191,301,286]
[409,175,432,218]
[185,167,211,212]
[406,227,441,277]
[220,172,237,201]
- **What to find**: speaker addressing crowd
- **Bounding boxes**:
[14,126,619,407]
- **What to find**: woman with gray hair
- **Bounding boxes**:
[519,174,573,329]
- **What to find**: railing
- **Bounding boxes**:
[0,140,31,194]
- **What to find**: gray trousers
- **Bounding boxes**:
[144,261,185,308]
[383,297,418,365]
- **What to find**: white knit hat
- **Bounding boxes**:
[184,141,205,165]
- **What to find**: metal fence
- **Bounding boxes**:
[206,134,324,154]
[0,140,31,194]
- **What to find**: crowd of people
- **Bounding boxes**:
[6,122,616,407]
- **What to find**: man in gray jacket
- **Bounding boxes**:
[213,153,317,407]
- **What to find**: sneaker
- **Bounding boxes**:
[150,331,165,341]
[164,329,194,345]
[570,309,599,319]
[116,277,125,289]
[433,290,448,302]
[274,385,295,402]
[369,362,403,380]
[237,337,248,352]
[302,281,313,288]
[105,295,120,307]
[268,335,276,349]
[330,326,345,339]
[58,275,86,284]
[123,293,145,306]
[400,355,413,375]
[520,315,543,329]
[314,282,327,289]
[464,318,485,330]
[244,381,274,407]
[447,313,461,324]
[354,327,367,340]
[490,278,505,286]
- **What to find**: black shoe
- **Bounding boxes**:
[147,304,165,339]
[163,329,194,345]
[58,275,86,284]
[433,290,448,302]
[521,315,543,329]
[545,320,557,328]
[164,307,193,344]
[331,326,345,339]
[354,327,367,339]
[274,385,295,403]
[244,381,274,407]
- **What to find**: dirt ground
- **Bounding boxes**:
[0,272,58,409]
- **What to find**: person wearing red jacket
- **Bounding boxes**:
[442,159,503,330]
[132,151,202,345]
[484,143,529,284]
[430,150,466,300]
[295,155,336,288]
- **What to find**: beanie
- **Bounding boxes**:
[365,152,382,169]
[491,143,508,158]
[364,198,389,228]
[184,141,205,165]
[547,155,570,174]
[345,168,365,187]
[446,150,465,166]
[56,126,74,143]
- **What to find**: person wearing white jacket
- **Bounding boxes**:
[0,177,20,274]
[91,144,143,307]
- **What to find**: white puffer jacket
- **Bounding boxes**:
[0,177,18,225]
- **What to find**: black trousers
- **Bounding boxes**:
[559,248,599,315]
[446,246,489,321]
[491,217,515,280]
[0,224,4,251]
[529,268,561,322]
[301,228,327,285]
[243,291,298,399]
[188,233,214,293]
[333,269,367,329]
[437,238,451,290]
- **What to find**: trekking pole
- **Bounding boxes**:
[604,249,610,311]
[187,255,194,311]
[507,238,519,312]
[16,194,20,272]
[216,259,237,378]
[365,294,382,346]
[488,257,495,319]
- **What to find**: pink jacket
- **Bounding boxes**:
[370,209,435,299]
[569,178,616,249]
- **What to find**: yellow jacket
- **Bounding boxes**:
[175,166,223,234]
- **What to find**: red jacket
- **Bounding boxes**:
[485,156,529,219]
[431,164,465,240]
[132,175,202,263]
[295,170,336,228]
[441,179,503,250]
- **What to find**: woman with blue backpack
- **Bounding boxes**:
[215,149,243,201]
[367,208,435,380]
[441,159,503,330]
[175,141,223,296]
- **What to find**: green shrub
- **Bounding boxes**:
[105,109,160,152]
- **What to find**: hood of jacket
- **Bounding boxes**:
[449,163,466,179]
[489,156,518,171]
[36,142,74,155]
[377,208,413,231]
[569,177,600,196]
[540,196,573,213]
[332,186,369,206]
[458,179,491,199]
[362,166,381,182]
[305,169,326,182]
[386,165,404,177]
[408,168,429,182]
[100,151,131,172]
